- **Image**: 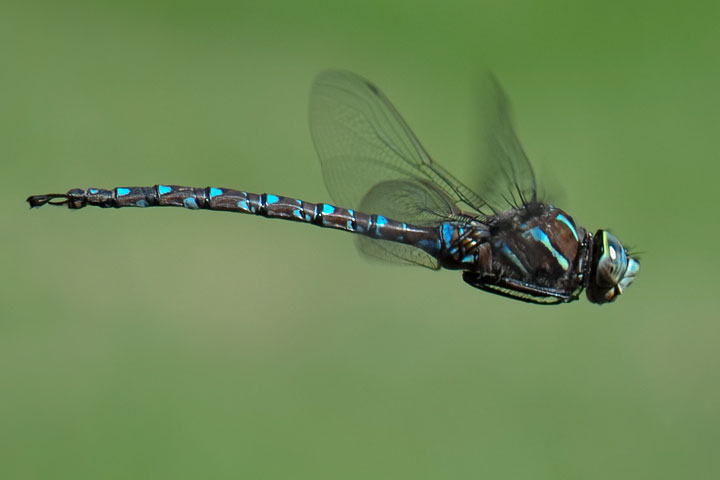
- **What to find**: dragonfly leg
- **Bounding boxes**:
[462,271,578,304]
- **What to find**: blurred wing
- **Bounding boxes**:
[356,237,441,269]
[359,179,460,226]
[468,74,537,212]
[309,70,486,217]
[308,70,537,266]
[354,180,460,269]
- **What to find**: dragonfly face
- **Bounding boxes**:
[586,230,640,304]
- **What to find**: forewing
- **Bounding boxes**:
[309,70,486,215]
[469,74,537,212]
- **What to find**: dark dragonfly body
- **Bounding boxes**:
[28,71,639,304]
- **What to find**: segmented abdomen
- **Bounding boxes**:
[66,185,441,253]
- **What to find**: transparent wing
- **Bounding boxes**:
[356,237,440,269]
[309,70,487,216]
[359,179,460,226]
[354,180,461,269]
[467,74,537,212]
[308,70,538,267]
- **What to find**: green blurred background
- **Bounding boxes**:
[2,0,719,478]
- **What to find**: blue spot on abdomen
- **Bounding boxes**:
[418,238,441,253]
[183,197,199,210]
[117,188,130,196]
[237,198,250,212]
[345,209,356,231]
[320,204,337,226]
[158,185,171,195]
[374,215,388,236]
[441,223,454,248]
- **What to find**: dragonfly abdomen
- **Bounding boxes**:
[28,184,441,251]
[434,221,493,272]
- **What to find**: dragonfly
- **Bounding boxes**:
[27,70,639,304]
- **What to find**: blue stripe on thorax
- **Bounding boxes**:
[556,213,578,241]
[524,226,569,270]
[498,243,530,276]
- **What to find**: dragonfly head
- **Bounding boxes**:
[586,230,639,304]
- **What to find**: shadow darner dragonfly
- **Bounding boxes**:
[28,71,639,304]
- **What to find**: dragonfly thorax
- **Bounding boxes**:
[458,203,594,304]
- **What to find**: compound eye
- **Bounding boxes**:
[587,230,639,304]
[595,232,628,287]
